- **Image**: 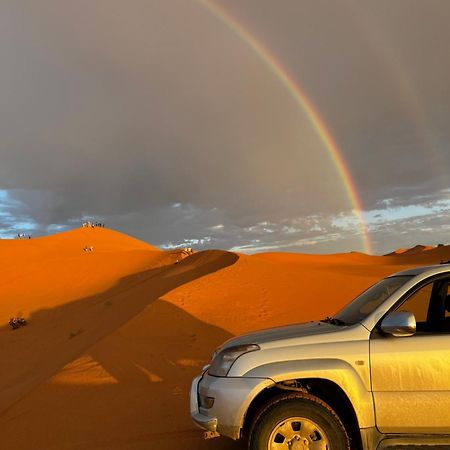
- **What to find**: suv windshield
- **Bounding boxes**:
[334,275,413,325]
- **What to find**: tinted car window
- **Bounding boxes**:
[335,276,413,324]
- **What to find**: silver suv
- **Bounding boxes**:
[190,264,450,449]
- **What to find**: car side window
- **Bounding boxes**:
[399,283,433,329]
[398,278,450,333]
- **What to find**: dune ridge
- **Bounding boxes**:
[0,229,449,449]
[384,244,440,257]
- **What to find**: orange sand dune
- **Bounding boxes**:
[0,229,448,449]
[385,244,436,257]
[385,244,450,264]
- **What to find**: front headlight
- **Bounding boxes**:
[208,344,260,377]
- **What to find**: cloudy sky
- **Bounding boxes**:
[0,0,448,254]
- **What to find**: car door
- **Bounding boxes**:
[370,276,450,434]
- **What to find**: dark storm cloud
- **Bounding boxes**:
[220,0,450,208]
[0,0,448,253]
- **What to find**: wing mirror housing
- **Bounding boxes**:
[380,311,416,337]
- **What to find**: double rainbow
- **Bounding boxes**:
[199,0,372,254]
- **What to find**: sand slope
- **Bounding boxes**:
[385,244,436,257]
[0,230,448,449]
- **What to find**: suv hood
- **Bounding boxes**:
[221,321,340,349]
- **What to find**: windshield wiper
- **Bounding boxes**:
[320,316,348,326]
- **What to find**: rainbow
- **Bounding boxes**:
[198,0,373,254]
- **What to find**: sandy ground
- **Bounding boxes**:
[0,228,448,449]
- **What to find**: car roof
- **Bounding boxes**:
[390,264,450,277]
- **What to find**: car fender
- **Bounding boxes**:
[243,358,375,428]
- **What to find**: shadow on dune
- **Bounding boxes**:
[0,250,244,450]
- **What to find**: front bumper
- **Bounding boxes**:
[190,371,273,440]
[190,375,218,432]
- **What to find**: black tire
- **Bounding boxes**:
[249,392,350,450]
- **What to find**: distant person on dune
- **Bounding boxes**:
[82,221,105,228]
[16,233,31,240]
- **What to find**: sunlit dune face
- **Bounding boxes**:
[53,355,119,386]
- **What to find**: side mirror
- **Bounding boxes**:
[380,311,416,337]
